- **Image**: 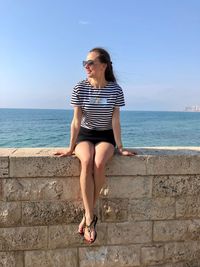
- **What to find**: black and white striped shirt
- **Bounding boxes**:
[70,79,125,130]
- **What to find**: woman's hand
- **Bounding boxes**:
[54,147,74,157]
[118,147,137,156]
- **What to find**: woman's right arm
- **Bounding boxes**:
[69,106,82,152]
[54,106,82,156]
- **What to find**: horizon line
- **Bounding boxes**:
[0,107,187,112]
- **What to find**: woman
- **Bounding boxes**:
[55,47,137,244]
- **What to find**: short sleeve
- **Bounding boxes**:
[115,86,125,107]
[70,84,82,106]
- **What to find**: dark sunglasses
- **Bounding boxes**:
[82,60,95,67]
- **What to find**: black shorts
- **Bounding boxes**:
[76,127,116,147]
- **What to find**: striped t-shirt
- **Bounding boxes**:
[70,79,125,130]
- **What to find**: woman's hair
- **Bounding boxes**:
[89,47,116,82]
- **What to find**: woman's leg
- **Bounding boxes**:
[93,142,115,207]
[75,142,95,231]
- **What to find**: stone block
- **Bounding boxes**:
[176,196,200,218]
[100,198,128,222]
[129,197,175,221]
[0,149,16,178]
[0,180,2,200]
[142,259,200,267]
[0,251,23,267]
[0,202,21,227]
[0,226,47,251]
[153,175,200,197]
[147,155,200,175]
[48,223,107,248]
[107,221,152,245]
[79,245,140,267]
[100,176,152,199]
[181,258,200,267]
[0,149,17,157]
[164,241,200,263]
[3,177,81,201]
[154,220,188,242]
[25,248,78,267]
[10,151,80,177]
[186,219,200,240]
[106,155,147,176]
[147,263,182,267]
[141,245,164,265]
[22,200,83,225]
[154,219,200,242]
[0,157,9,178]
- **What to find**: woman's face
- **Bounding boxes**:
[83,51,107,79]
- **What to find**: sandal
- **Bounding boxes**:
[78,215,86,235]
[84,215,98,244]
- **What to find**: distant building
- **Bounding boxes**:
[185,105,200,112]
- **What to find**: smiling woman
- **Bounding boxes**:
[54,47,137,244]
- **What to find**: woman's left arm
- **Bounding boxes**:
[112,107,137,156]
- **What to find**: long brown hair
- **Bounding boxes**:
[89,47,116,82]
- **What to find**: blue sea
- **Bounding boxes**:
[1,108,200,147]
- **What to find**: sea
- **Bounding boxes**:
[1,108,200,148]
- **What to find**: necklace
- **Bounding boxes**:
[87,78,108,89]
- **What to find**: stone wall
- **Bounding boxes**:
[1,147,200,267]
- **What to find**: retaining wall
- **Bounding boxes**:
[1,147,200,267]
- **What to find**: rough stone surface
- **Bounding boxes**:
[10,152,80,177]
[147,155,200,175]
[3,177,81,201]
[107,222,152,244]
[176,196,200,218]
[79,245,140,267]
[154,219,200,242]
[0,251,23,267]
[25,248,78,267]
[0,149,17,157]
[148,261,200,267]
[48,223,107,248]
[0,202,21,227]
[100,176,152,199]
[106,155,147,175]
[22,200,83,225]
[154,220,187,242]
[100,198,128,222]
[0,180,2,201]
[1,147,200,266]
[141,245,164,265]
[164,241,200,263]
[129,197,175,221]
[0,226,47,251]
[181,258,200,267]
[0,157,9,178]
[153,175,200,197]
[0,149,16,178]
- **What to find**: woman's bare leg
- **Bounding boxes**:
[75,142,95,233]
[93,142,115,207]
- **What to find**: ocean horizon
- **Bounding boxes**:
[1,108,200,148]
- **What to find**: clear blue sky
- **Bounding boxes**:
[0,0,200,111]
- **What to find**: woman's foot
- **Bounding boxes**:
[84,215,98,244]
[78,215,86,235]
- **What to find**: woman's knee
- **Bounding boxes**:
[94,158,105,171]
[80,155,94,170]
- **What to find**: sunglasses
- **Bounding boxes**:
[82,60,95,67]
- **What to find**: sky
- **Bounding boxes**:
[0,0,200,111]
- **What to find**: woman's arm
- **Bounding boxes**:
[54,106,82,156]
[69,106,82,151]
[112,107,123,149]
[112,107,137,156]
